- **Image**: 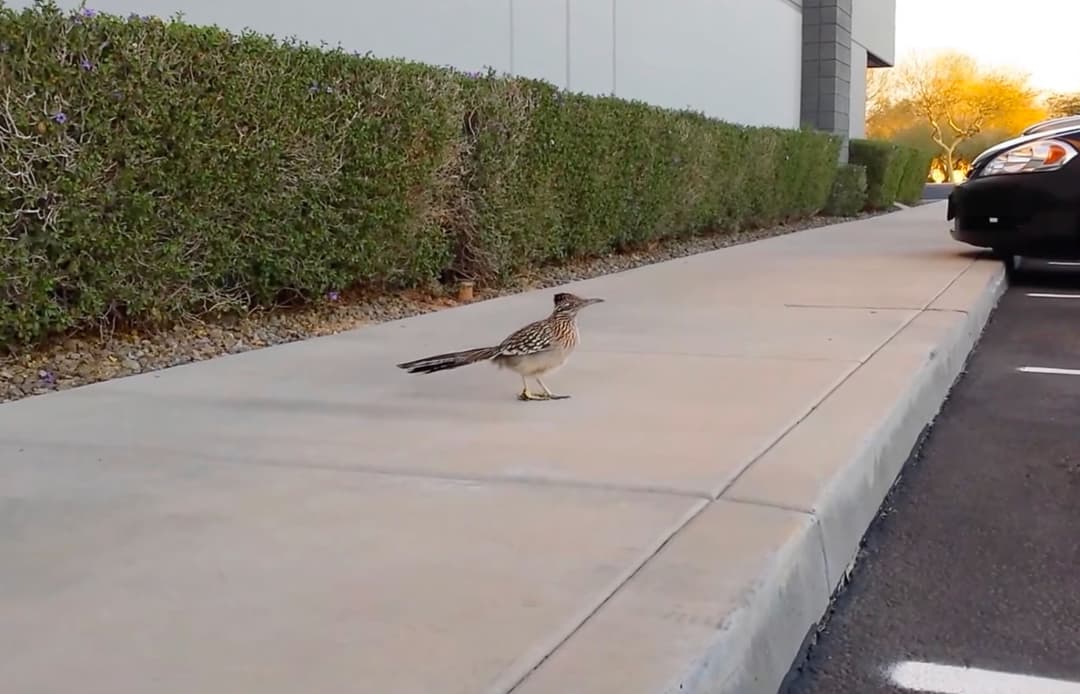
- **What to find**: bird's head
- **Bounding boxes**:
[552,292,604,316]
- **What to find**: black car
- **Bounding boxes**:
[1022,114,1080,136]
[947,117,1080,261]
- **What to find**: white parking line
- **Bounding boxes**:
[887,660,1080,693]
[1018,366,1080,376]
[1027,293,1080,299]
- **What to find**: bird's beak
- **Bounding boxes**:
[585,297,605,305]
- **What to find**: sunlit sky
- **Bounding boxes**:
[895,0,1079,94]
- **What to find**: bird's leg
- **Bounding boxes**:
[535,377,570,400]
[518,376,548,401]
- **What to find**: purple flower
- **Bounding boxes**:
[80,58,93,71]
[38,370,56,385]
[326,290,340,302]
[81,7,97,17]
[52,111,67,124]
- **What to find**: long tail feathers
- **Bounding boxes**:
[396,346,500,374]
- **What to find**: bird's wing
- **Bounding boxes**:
[496,320,556,356]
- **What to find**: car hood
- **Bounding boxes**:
[971,124,1080,169]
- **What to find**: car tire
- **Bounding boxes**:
[992,249,1023,281]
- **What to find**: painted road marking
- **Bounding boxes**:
[1027,293,1080,299]
[1046,261,1080,267]
[1018,366,1080,376]
[888,660,1080,693]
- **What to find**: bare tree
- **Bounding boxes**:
[892,52,1039,181]
[864,67,893,120]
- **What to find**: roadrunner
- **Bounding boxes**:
[396,292,604,401]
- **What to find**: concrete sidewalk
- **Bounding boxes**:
[0,202,1003,694]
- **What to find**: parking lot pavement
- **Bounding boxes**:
[921,183,953,202]
[782,261,1080,694]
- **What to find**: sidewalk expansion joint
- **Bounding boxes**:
[504,494,831,693]
[577,347,860,364]
[720,494,813,516]
[502,497,712,694]
[713,263,971,501]
[923,306,971,314]
[3,438,717,501]
[782,303,970,315]
[781,303,922,311]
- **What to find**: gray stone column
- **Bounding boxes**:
[801,0,853,161]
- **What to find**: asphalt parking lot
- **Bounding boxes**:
[921,183,953,202]
[782,259,1080,694]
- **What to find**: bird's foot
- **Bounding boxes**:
[517,391,570,401]
[518,377,570,402]
[535,378,569,400]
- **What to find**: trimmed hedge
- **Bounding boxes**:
[848,139,906,210]
[1,1,843,346]
[849,138,933,210]
[823,164,868,217]
[895,147,935,205]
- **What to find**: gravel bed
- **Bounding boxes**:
[1,211,882,403]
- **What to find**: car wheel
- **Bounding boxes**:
[992,249,1023,281]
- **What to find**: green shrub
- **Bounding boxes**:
[823,164,868,217]
[848,138,935,210]
[450,91,842,280]
[848,138,907,210]
[1,1,462,343]
[1,1,843,346]
[896,147,935,205]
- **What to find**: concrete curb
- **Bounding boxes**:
[818,263,1007,592]
[729,262,1008,694]
[672,507,834,694]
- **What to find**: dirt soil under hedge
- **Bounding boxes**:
[1,211,883,404]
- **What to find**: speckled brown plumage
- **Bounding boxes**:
[396,292,604,401]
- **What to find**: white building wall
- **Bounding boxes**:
[10,0,516,75]
[848,0,896,139]
[11,0,804,129]
[611,0,802,128]
[851,0,895,65]
[848,42,868,138]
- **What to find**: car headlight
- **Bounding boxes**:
[979,139,1077,176]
